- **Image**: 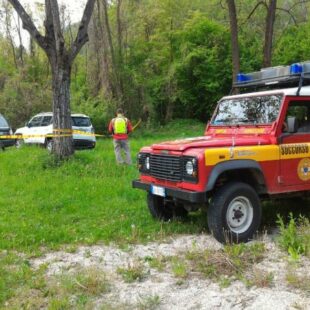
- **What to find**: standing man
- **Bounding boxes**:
[108,108,133,165]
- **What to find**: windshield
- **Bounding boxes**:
[72,117,91,127]
[0,115,9,127]
[211,94,283,126]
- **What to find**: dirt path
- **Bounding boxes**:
[31,234,310,309]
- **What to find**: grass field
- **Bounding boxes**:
[0,120,207,255]
[1,119,310,307]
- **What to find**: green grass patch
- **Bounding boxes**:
[0,120,205,253]
[117,262,146,283]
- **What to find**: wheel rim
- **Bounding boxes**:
[226,196,254,234]
[16,139,23,148]
[46,141,52,152]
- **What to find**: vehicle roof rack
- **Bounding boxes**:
[233,61,310,95]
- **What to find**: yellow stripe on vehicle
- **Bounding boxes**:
[205,145,280,166]
[205,143,310,166]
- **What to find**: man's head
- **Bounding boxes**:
[116,108,123,115]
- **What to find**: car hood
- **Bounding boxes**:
[15,127,27,134]
[151,135,273,152]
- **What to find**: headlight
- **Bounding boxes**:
[185,161,194,175]
[138,153,151,173]
[145,156,150,170]
[183,157,198,182]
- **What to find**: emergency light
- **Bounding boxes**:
[235,61,310,89]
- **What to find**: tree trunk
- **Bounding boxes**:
[263,0,277,68]
[102,0,123,104]
[226,0,240,86]
[96,0,113,97]
[50,60,73,158]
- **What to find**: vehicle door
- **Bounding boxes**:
[36,116,53,144]
[26,116,44,143]
[279,98,310,187]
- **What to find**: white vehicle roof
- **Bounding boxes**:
[222,86,310,100]
[33,112,90,118]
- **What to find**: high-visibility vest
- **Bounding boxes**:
[113,117,127,134]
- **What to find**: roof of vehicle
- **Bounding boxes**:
[222,85,310,100]
[32,112,90,118]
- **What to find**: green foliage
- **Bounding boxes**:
[173,15,231,120]
[3,0,310,128]
[277,213,310,259]
[0,40,52,128]
[273,21,310,65]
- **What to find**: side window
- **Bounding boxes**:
[41,116,52,126]
[28,116,43,128]
[284,101,310,133]
[0,115,9,127]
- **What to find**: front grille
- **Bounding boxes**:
[150,154,182,182]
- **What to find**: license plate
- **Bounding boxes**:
[151,185,165,197]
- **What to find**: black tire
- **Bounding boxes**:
[207,182,262,244]
[147,193,188,221]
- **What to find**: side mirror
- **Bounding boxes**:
[287,117,298,133]
[25,122,29,127]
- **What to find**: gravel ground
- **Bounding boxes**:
[31,234,310,310]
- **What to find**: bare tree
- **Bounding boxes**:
[8,0,96,159]
[226,0,240,86]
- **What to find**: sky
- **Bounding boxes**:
[7,0,87,47]
[20,0,86,23]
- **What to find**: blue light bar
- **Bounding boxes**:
[237,73,251,83]
[235,61,310,87]
[290,63,303,74]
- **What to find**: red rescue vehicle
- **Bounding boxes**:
[133,62,310,243]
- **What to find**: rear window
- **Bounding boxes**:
[0,115,9,127]
[72,117,91,127]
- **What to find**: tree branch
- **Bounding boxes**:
[276,7,297,25]
[289,0,310,11]
[69,0,96,64]
[49,0,66,55]
[240,1,267,25]
[7,0,47,50]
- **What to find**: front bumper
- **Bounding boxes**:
[73,139,96,149]
[0,139,16,147]
[132,180,206,203]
